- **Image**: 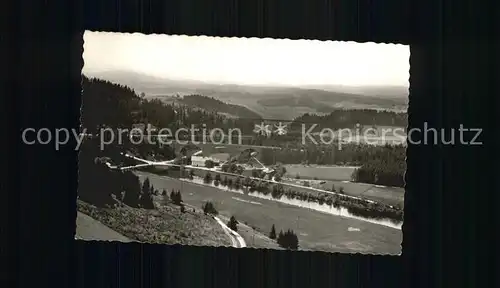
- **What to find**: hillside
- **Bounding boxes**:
[77,199,232,246]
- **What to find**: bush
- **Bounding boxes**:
[179,167,187,178]
[202,201,218,215]
[276,229,299,250]
[227,216,238,232]
[234,177,241,190]
[237,166,244,175]
[205,160,215,168]
[243,176,251,187]
[169,189,183,205]
[180,204,186,213]
[221,176,228,186]
[139,178,155,209]
[204,172,213,184]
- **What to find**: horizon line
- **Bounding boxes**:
[82,70,409,90]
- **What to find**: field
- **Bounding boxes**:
[284,164,359,181]
[137,172,402,254]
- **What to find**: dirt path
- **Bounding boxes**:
[214,216,247,248]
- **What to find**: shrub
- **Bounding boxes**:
[205,159,215,168]
[221,176,228,186]
[276,229,299,250]
[202,201,218,215]
[139,178,155,209]
[227,216,238,232]
[203,172,213,184]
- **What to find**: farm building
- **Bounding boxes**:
[191,155,221,167]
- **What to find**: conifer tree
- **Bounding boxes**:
[269,224,277,239]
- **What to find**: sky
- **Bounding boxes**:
[83,31,409,88]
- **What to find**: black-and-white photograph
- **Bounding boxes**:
[77,31,408,254]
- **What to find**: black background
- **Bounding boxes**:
[3,0,497,287]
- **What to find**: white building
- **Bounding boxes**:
[191,155,220,167]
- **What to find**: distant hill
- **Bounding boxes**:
[84,70,408,120]
[157,94,262,119]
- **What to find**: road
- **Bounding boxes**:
[180,202,247,248]
[137,172,402,254]
[213,216,247,248]
[120,153,376,204]
[75,212,132,242]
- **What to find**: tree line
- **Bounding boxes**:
[82,76,256,135]
[192,170,402,222]
[179,95,262,119]
[83,76,406,141]
[257,144,406,187]
[291,110,407,130]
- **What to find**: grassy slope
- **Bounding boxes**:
[137,172,402,254]
[77,199,232,247]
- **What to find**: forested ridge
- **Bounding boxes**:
[178,95,262,119]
